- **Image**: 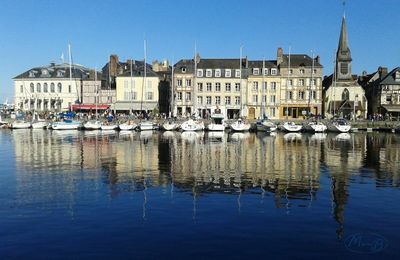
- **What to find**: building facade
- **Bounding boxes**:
[14,63,98,112]
[323,15,367,119]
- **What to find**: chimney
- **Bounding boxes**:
[109,54,119,77]
[315,55,320,64]
[195,53,201,64]
[378,66,388,79]
[277,47,283,66]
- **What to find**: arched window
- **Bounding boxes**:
[57,83,62,93]
[50,83,55,93]
[342,88,349,101]
[43,83,48,92]
[30,83,34,93]
[37,83,41,93]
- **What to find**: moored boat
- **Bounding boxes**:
[50,119,81,130]
[327,118,351,133]
[84,120,102,130]
[31,121,48,129]
[181,118,205,132]
[303,120,327,133]
[256,119,277,132]
[207,112,225,131]
[10,120,31,129]
[162,120,179,131]
[230,118,251,132]
[101,122,118,130]
[279,121,303,132]
[119,121,137,131]
[138,121,154,131]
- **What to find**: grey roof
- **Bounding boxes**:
[380,67,400,85]
[173,59,195,74]
[101,60,158,78]
[248,60,277,68]
[13,63,100,80]
[323,73,360,90]
[279,54,322,68]
[197,58,246,69]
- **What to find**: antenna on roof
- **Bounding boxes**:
[342,0,346,18]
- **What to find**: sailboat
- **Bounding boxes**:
[256,58,277,132]
[138,40,155,131]
[31,112,48,129]
[279,47,302,132]
[230,46,251,132]
[207,106,225,131]
[83,68,102,130]
[119,60,138,131]
[162,58,179,131]
[303,51,326,133]
[181,45,205,132]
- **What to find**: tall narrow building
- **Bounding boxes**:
[323,15,367,119]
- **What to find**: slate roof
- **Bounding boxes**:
[101,60,158,78]
[380,67,400,85]
[248,60,277,68]
[13,63,100,80]
[279,54,322,68]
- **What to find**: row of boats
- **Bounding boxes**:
[0,112,352,133]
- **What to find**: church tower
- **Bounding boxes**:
[336,15,352,80]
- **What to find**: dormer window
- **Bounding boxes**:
[225,69,231,77]
[395,71,400,81]
[235,69,241,78]
[41,69,48,76]
[271,68,277,75]
[253,68,259,75]
[181,67,186,73]
[29,71,36,77]
[206,69,212,77]
[197,69,203,77]
[215,69,221,77]
[57,70,65,77]
[263,68,268,75]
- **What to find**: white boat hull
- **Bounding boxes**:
[162,122,178,131]
[181,119,205,131]
[51,121,81,130]
[101,124,118,130]
[304,122,327,132]
[279,122,303,132]
[256,120,277,132]
[119,123,137,131]
[230,120,251,132]
[32,121,48,129]
[10,121,31,129]
[207,123,225,131]
[138,122,154,131]
[84,121,102,130]
[327,124,351,133]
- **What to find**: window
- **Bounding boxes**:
[263,68,268,75]
[185,92,191,101]
[147,80,152,90]
[43,83,48,92]
[29,71,35,77]
[252,95,258,103]
[311,90,316,100]
[51,83,55,93]
[36,83,41,92]
[395,71,400,81]
[299,79,304,86]
[270,95,276,103]
[132,92,137,100]
[271,82,276,90]
[30,83,34,93]
[235,83,240,92]
[225,83,231,92]
[68,85,71,93]
[206,83,212,91]
[197,69,203,77]
[215,69,221,77]
[57,83,62,92]
[197,96,203,105]
[270,107,276,117]
[177,79,182,87]
[300,69,305,75]
[57,70,65,77]
[298,91,305,100]
[253,68,259,75]
[206,96,212,105]
[215,96,221,105]
[206,69,212,77]
[311,79,316,87]
[20,85,23,93]
[386,95,392,102]
[225,96,231,105]
[342,88,349,101]
[262,95,267,103]
[177,92,182,101]
[262,82,267,91]
[37,100,41,109]
[235,69,241,78]
[235,96,240,105]
[198,83,203,92]
[147,92,153,100]
[186,79,191,87]
[289,69,293,75]
[340,63,348,75]
[41,69,48,76]
[252,81,258,91]
[181,67,186,73]
[271,68,277,75]
[288,91,293,100]
[225,69,231,77]
[287,79,293,87]
[215,83,221,92]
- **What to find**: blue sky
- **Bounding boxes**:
[0,0,399,101]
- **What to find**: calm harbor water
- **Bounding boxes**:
[0,129,399,259]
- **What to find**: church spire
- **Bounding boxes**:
[336,14,352,80]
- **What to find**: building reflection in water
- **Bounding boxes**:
[11,130,400,237]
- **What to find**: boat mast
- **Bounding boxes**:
[170,57,175,118]
[239,45,243,118]
[95,66,98,118]
[308,50,314,117]
[130,58,133,115]
[193,43,197,118]
[333,49,337,118]
[68,43,74,110]
[261,57,265,120]
[286,46,291,121]
[141,39,147,114]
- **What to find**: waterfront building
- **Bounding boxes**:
[276,48,323,119]
[359,67,400,119]
[152,60,172,116]
[247,60,281,119]
[322,15,367,119]
[13,62,98,112]
[102,55,160,114]
[172,58,196,117]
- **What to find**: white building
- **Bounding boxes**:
[14,63,97,112]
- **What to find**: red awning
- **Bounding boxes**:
[71,104,109,110]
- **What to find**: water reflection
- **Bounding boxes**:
[7,130,400,238]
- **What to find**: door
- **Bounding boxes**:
[248,107,255,119]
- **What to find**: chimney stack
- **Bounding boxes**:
[277,47,283,66]
[109,54,119,77]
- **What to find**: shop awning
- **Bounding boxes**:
[71,104,109,110]
[382,105,400,112]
